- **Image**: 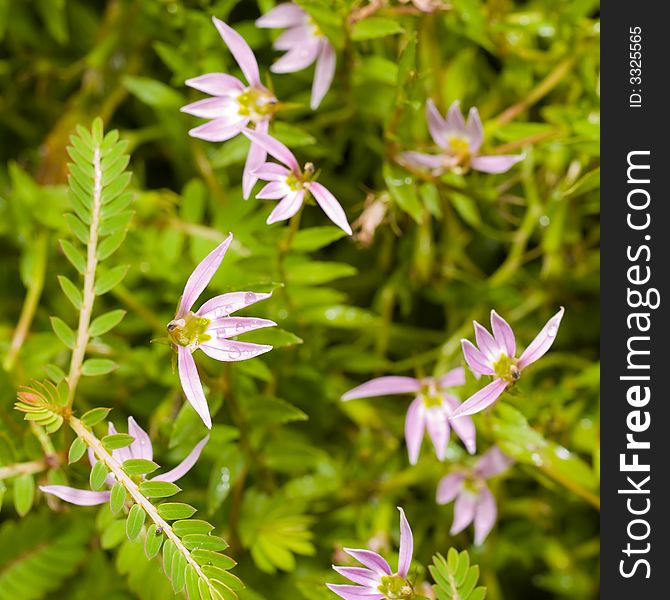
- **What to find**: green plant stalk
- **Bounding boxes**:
[68,415,215,590]
[3,232,48,372]
[66,145,103,408]
[0,459,47,481]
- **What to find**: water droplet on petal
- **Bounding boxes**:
[547,326,557,337]
[244,292,256,305]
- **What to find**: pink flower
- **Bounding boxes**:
[256,3,336,110]
[454,307,565,418]
[437,446,512,545]
[328,507,414,600]
[168,234,275,428]
[342,368,476,464]
[243,130,352,234]
[400,100,524,175]
[40,417,208,505]
[181,17,279,199]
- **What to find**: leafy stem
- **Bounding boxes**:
[66,142,103,408]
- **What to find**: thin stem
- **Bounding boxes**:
[3,232,48,372]
[66,145,103,408]
[69,416,214,589]
[0,460,47,481]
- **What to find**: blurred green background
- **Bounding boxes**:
[0,0,599,598]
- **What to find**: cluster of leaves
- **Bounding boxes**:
[1,0,599,599]
[430,549,486,600]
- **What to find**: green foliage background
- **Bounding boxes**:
[0,0,599,598]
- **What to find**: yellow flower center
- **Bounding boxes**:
[492,353,520,384]
[167,312,211,348]
[237,88,277,121]
[378,575,415,599]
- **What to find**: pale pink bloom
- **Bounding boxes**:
[256,3,336,109]
[40,417,208,505]
[182,17,279,199]
[168,234,275,428]
[243,130,352,234]
[327,507,414,600]
[454,307,565,418]
[400,100,524,175]
[342,368,476,464]
[436,446,512,545]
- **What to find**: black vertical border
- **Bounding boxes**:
[601,4,669,596]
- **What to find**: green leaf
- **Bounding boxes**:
[57,275,83,309]
[60,239,87,274]
[139,481,181,499]
[50,316,76,349]
[80,406,112,426]
[126,504,145,541]
[102,433,135,450]
[191,549,236,570]
[97,228,127,261]
[64,213,89,243]
[292,226,347,251]
[95,264,129,295]
[181,534,229,552]
[82,358,117,376]
[351,17,404,41]
[123,75,183,108]
[89,309,126,337]
[172,519,214,537]
[157,502,197,520]
[286,262,357,285]
[123,458,159,476]
[99,210,134,235]
[110,482,126,514]
[241,327,303,348]
[383,163,423,223]
[68,437,87,463]
[13,474,34,517]
[90,460,108,490]
[170,551,187,593]
[145,523,164,559]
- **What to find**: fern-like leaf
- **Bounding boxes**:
[430,549,487,600]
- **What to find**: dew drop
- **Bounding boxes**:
[244,292,256,305]
[547,325,557,338]
[530,452,543,466]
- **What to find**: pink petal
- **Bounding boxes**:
[243,120,269,200]
[253,162,292,181]
[432,367,466,389]
[212,17,261,87]
[474,486,497,545]
[108,422,132,465]
[256,3,307,28]
[199,339,272,362]
[267,190,305,224]
[426,99,449,148]
[465,107,483,153]
[40,485,110,506]
[180,96,241,119]
[257,180,291,200]
[127,416,153,461]
[178,234,233,315]
[490,310,516,358]
[445,101,467,135]
[396,506,413,578]
[404,397,425,466]
[206,316,276,339]
[196,291,273,319]
[274,26,311,51]
[470,154,524,174]
[342,376,422,400]
[188,118,247,142]
[444,395,476,454]
[343,549,392,576]
[270,40,321,73]
[451,378,508,418]
[436,473,465,505]
[450,490,477,535]
[332,566,381,587]
[311,39,336,109]
[399,151,445,172]
[243,130,300,172]
[326,584,384,599]
[152,435,210,483]
[475,446,513,479]
[177,346,212,429]
[517,307,564,370]
[461,339,495,376]
[473,321,502,360]
[184,73,244,96]
[307,182,352,235]
[425,405,450,461]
